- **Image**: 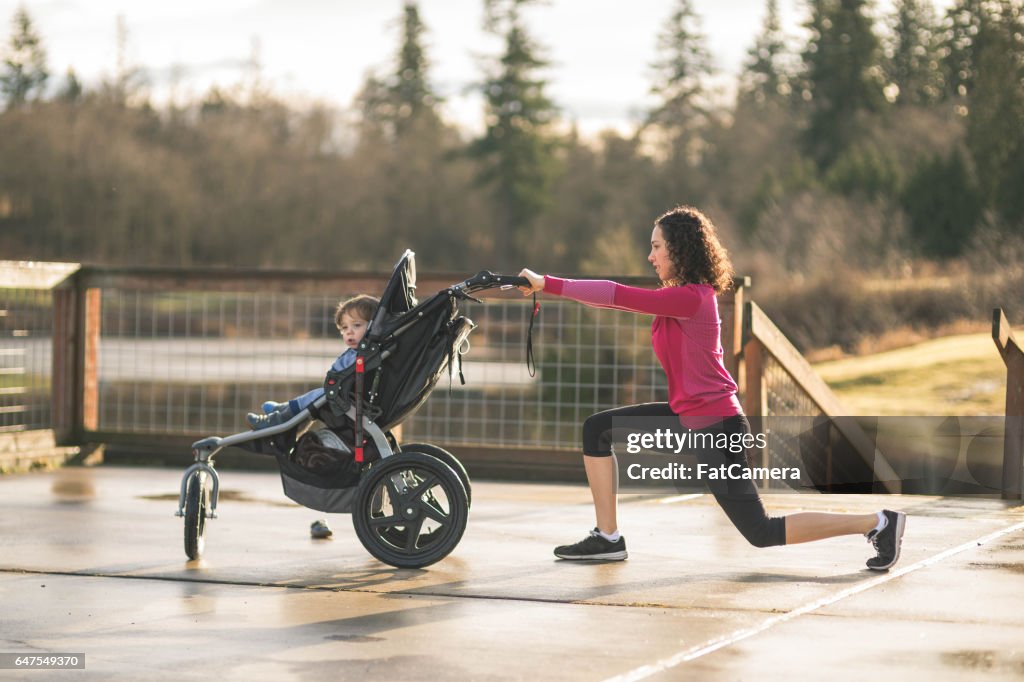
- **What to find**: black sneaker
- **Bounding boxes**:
[554,528,627,561]
[866,510,906,571]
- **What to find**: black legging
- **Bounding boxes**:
[582,402,787,548]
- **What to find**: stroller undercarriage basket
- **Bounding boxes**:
[276,422,363,513]
[176,251,528,569]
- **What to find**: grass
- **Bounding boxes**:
[812,333,1007,416]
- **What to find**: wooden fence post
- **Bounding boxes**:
[722,277,749,384]
[51,274,78,445]
[742,301,768,472]
[993,308,1023,501]
[82,287,101,433]
[51,271,100,445]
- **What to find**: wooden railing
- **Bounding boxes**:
[742,301,901,493]
[992,308,1023,500]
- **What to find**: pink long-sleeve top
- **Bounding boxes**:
[543,275,742,428]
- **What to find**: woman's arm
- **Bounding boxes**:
[517,268,704,319]
[542,275,703,319]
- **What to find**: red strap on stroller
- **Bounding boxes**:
[354,355,365,463]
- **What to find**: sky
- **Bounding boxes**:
[2,0,952,136]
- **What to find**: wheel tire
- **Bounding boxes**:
[352,452,468,569]
[184,471,209,560]
[399,442,472,509]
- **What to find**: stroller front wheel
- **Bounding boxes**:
[352,452,469,569]
[184,471,210,560]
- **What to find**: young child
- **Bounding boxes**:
[248,294,378,540]
[247,294,379,431]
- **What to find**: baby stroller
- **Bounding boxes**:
[175,250,529,568]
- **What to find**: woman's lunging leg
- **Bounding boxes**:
[581,403,676,535]
[584,454,618,535]
[783,512,878,544]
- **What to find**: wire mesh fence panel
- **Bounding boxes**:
[97,288,355,436]
[402,300,667,449]
[0,288,54,433]
[93,288,669,450]
[761,353,832,488]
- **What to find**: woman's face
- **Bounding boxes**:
[648,225,676,282]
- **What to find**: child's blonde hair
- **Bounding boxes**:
[334,294,379,330]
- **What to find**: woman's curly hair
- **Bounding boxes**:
[655,206,734,293]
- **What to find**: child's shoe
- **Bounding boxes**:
[310,520,333,539]
[262,401,288,414]
[246,406,293,430]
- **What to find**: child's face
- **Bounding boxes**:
[339,312,369,349]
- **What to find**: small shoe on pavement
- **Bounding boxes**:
[310,520,333,539]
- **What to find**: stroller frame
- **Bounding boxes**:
[175,251,528,569]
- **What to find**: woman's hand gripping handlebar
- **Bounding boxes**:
[515,268,545,296]
[458,270,531,294]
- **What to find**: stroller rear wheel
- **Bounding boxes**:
[184,471,210,560]
[398,442,472,508]
[353,452,469,569]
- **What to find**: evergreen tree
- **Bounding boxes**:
[352,3,477,268]
[389,2,439,135]
[740,0,791,106]
[901,148,983,257]
[801,0,886,166]
[942,0,991,100]
[643,0,715,207]
[824,143,903,198]
[471,0,559,268]
[361,2,441,140]
[59,67,82,103]
[646,0,714,145]
[0,6,49,108]
[886,0,944,105]
[965,0,1024,227]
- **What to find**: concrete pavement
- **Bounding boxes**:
[1,466,1023,680]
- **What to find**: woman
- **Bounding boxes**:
[518,206,905,570]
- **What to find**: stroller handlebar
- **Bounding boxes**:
[458,270,530,292]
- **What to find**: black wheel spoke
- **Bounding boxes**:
[405,517,425,552]
[369,514,402,529]
[421,498,449,524]
[384,476,405,506]
[411,474,439,498]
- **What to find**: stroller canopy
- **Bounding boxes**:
[367,249,418,342]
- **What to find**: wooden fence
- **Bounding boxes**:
[3,260,914,490]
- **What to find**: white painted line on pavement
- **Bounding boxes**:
[605,518,1024,682]
[657,494,703,504]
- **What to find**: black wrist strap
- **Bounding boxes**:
[526,292,539,378]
